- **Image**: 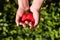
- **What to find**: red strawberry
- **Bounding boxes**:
[22,13,27,22]
[20,10,35,29]
[27,12,35,23]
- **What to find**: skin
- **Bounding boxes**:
[15,0,44,28]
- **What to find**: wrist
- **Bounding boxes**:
[31,0,44,11]
[18,7,24,10]
[25,7,29,11]
[18,5,29,11]
[30,6,39,12]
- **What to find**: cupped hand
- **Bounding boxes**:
[15,0,29,27]
[29,0,44,29]
[15,8,26,27]
[29,7,40,29]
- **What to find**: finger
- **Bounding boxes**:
[23,24,26,27]
[29,22,33,29]
[20,22,26,27]
[15,15,20,26]
[34,16,39,27]
[25,21,29,24]
[34,21,38,27]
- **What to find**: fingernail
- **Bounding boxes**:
[20,23,22,25]
[17,24,19,26]
[23,24,26,28]
[29,24,32,29]
[25,21,28,24]
[30,27,31,29]
[30,26,33,29]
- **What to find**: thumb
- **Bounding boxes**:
[33,11,39,28]
[15,15,20,26]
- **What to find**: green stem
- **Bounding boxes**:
[25,9,30,14]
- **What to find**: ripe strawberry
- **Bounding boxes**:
[20,10,35,29]
[27,12,35,23]
[22,13,27,22]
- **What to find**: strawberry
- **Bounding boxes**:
[27,12,35,23]
[20,10,35,29]
[22,13,27,22]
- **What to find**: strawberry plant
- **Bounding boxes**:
[0,0,60,40]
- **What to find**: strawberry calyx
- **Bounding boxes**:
[24,9,30,14]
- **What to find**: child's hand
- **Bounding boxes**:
[30,7,39,28]
[15,8,25,27]
[15,0,29,27]
[29,0,44,28]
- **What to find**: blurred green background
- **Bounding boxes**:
[0,0,60,40]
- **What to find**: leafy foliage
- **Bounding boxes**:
[0,0,60,40]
